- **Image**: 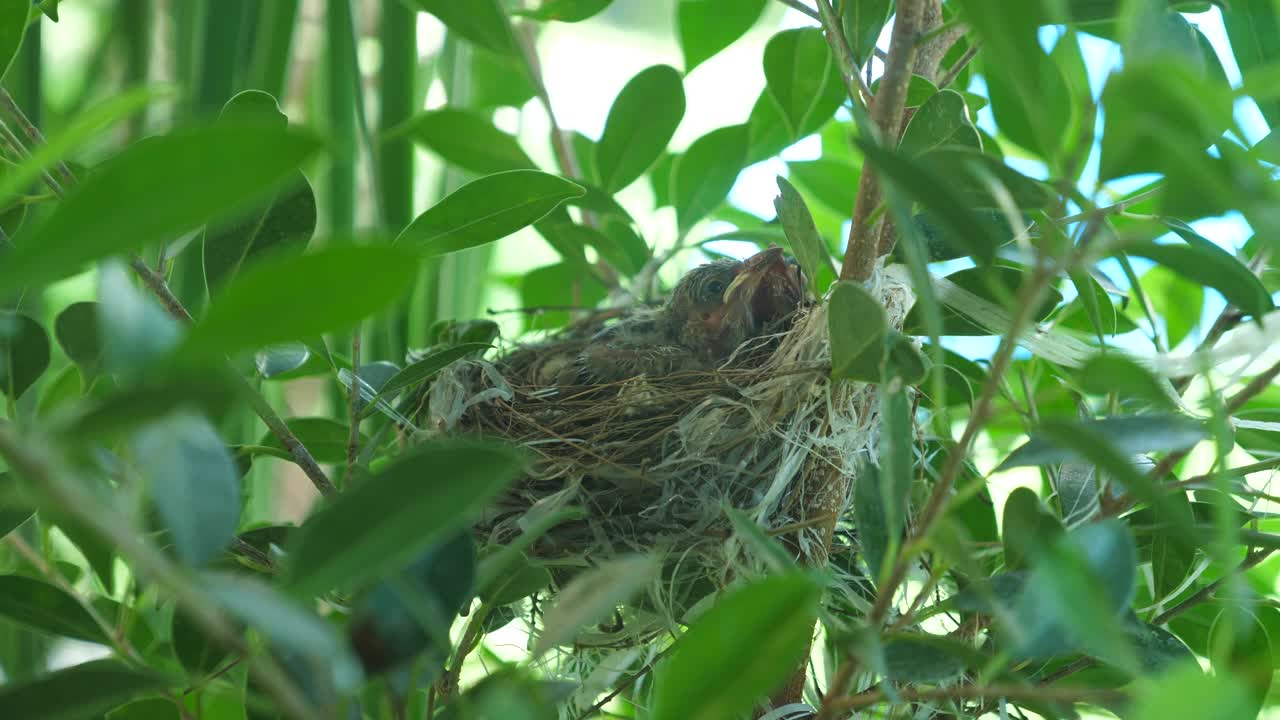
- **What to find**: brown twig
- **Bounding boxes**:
[0,89,337,498]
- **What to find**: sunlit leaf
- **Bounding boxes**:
[514,0,613,23]
[898,90,981,157]
[398,107,535,174]
[596,65,685,193]
[257,417,363,465]
[828,280,889,381]
[773,176,832,297]
[678,0,767,73]
[763,28,840,135]
[841,0,892,67]
[1128,663,1255,720]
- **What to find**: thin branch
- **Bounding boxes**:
[813,0,872,108]
[773,0,821,22]
[839,0,926,281]
[0,90,337,498]
[1154,548,1275,625]
[936,40,981,90]
[572,644,676,720]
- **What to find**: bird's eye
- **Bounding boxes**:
[705,279,725,298]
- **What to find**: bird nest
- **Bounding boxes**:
[413,263,917,645]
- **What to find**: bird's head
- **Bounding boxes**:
[663,246,805,357]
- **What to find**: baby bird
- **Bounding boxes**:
[559,247,804,385]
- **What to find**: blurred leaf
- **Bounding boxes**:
[745,79,844,163]
[1002,415,1206,468]
[476,547,550,606]
[399,107,535,174]
[134,412,239,567]
[50,515,117,595]
[855,140,1003,264]
[1079,354,1174,409]
[828,280,889,381]
[763,28,840,135]
[257,417,363,465]
[204,571,360,684]
[853,462,890,579]
[171,609,229,677]
[180,245,419,361]
[0,575,108,643]
[651,575,821,720]
[1209,608,1273,714]
[0,122,321,293]
[918,148,1053,208]
[97,262,181,377]
[787,157,860,214]
[1128,663,1255,720]
[514,0,613,22]
[677,0,767,73]
[254,344,317,379]
[901,209,1017,263]
[595,65,685,192]
[898,90,981,157]
[520,262,608,331]
[533,555,656,657]
[773,176,832,297]
[0,659,167,720]
[1008,519,1138,667]
[444,669,570,720]
[1150,490,1196,600]
[1057,272,1138,335]
[1055,461,1100,526]
[0,472,32,539]
[1222,0,1280,126]
[883,634,971,683]
[1138,263,1203,347]
[105,698,180,720]
[439,43,535,109]
[285,440,524,597]
[1127,619,1196,673]
[724,507,798,573]
[671,125,748,230]
[648,152,676,206]
[0,0,28,82]
[1002,487,1063,570]
[949,571,1027,614]
[412,0,515,55]
[397,170,585,255]
[841,0,892,66]
[53,302,103,379]
[1124,241,1274,321]
[904,265,1062,336]
[0,311,49,399]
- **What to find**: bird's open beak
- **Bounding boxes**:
[721,246,805,331]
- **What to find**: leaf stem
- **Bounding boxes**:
[773,0,821,21]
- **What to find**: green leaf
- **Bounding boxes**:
[97,263,181,377]
[1079,354,1175,409]
[904,264,1063,336]
[853,461,890,579]
[179,245,419,361]
[1124,241,1275,321]
[398,107,535,174]
[1150,490,1197,600]
[677,0,767,73]
[375,343,490,399]
[762,28,840,135]
[1001,487,1063,570]
[841,0,892,67]
[171,609,229,678]
[256,417,362,465]
[439,43,535,110]
[476,548,550,606]
[651,575,821,720]
[1221,0,1280,126]
[106,698,180,720]
[773,176,832,297]
[901,209,1017,263]
[0,311,49,399]
[0,575,108,643]
[671,124,748,231]
[1128,663,1256,720]
[514,0,613,22]
[827,281,889,382]
[533,555,657,657]
[883,634,971,683]
[1138,263,1203,348]
[396,170,585,255]
[854,139,1003,264]
[0,659,168,720]
[54,302,103,378]
[0,121,321,293]
[898,90,981,157]
[412,0,515,55]
[0,0,29,82]
[134,412,239,567]
[595,65,685,193]
[520,262,608,331]
[745,80,844,164]
[285,440,524,597]
[1209,608,1273,715]
[787,157,860,215]
[918,147,1053,208]
[0,472,32,539]
[1002,415,1206,468]
[1008,519,1138,667]
[1054,461,1100,525]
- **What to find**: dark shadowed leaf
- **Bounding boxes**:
[0,472,32,539]
[54,302,103,378]
[763,28,840,135]
[134,412,239,567]
[439,42,535,109]
[651,575,821,720]
[1003,415,1207,468]
[171,609,229,677]
[514,0,613,22]
[0,659,168,720]
[412,0,515,55]
[1001,487,1063,570]
[399,107,535,174]
[396,170,584,255]
[0,0,28,82]
[828,280,889,381]
[180,245,419,361]
[898,90,981,157]
[0,122,321,292]
[671,125,749,230]
[257,417,363,465]
[918,148,1053,208]
[0,575,108,643]
[1209,608,1273,715]
[678,0,767,73]
[285,440,524,597]
[883,634,972,683]
[1127,619,1195,673]
[534,555,657,657]
[904,265,1062,336]
[0,311,49,399]
[595,65,685,193]
[773,176,832,297]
